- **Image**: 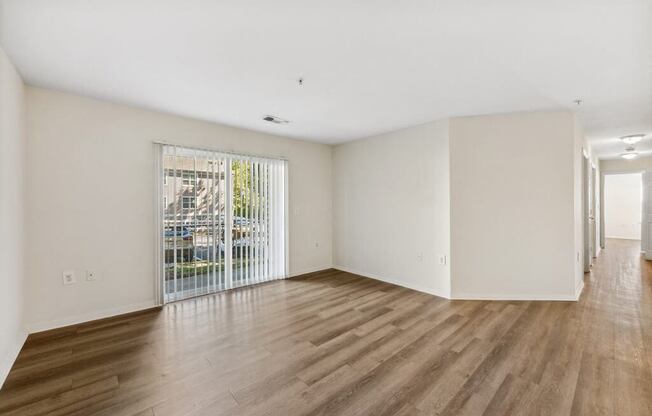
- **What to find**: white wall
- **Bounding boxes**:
[0,46,26,387]
[450,111,579,300]
[604,173,642,240]
[332,120,451,298]
[25,87,333,332]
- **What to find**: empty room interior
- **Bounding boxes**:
[0,1,651,415]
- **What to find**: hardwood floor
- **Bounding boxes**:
[1,238,651,415]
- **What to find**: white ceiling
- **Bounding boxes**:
[1,0,650,149]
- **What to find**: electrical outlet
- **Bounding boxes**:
[62,270,76,285]
[416,253,424,262]
[439,255,447,265]
[86,270,97,281]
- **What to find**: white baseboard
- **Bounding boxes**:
[451,289,582,301]
[333,265,450,299]
[575,279,585,301]
[0,328,28,389]
[27,300,159,334]
[288,265,334,278]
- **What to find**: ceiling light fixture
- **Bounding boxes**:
[620,145,639,160]
[620,134,645,145]
[262,115,290,124]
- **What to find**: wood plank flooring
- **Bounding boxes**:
[1,238,651,415]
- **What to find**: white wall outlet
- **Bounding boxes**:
[416,253,424,262]
[86,270,97,281]
[62,270,76,285]
[439,255,447,265]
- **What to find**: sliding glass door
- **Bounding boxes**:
[159,144,287,303]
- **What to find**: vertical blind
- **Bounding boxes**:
[158,144,287,303]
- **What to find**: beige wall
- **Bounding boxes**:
[332,111,588,301]
[573,117,584,295]
[332,120,451,297]
[25,87,333,331]
[0,46,26,386]
[600,155,652,173]
[450,111,580,300]
[19,85,595,333]
[573,120,600,293]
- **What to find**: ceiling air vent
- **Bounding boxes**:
[263,115,290,124]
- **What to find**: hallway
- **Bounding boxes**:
[573,238,652,414]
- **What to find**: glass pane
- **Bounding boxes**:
[163,152,228,301]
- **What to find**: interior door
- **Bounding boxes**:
[643,170,652,260]
[583,155,590,272]
[589,166,596,260]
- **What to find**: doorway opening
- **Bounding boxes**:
[603,172,642,251]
